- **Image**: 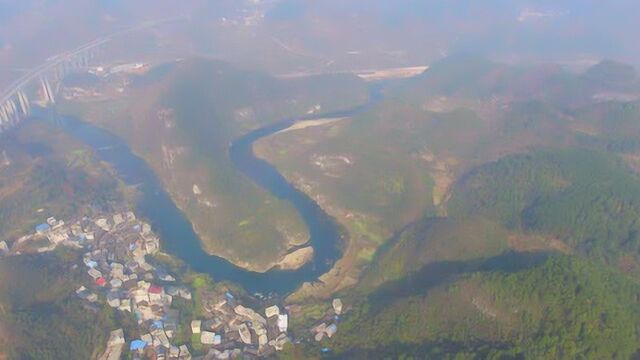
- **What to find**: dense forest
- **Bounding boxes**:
[276,58,640,359]
[448,148,640,269]
[325,255,640,359]
[358,216,509,293]
[0,251,117,359]
[0,122,123,242]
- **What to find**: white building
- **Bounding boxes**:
[277,314,288,333]
[201,331,216,345]
[191,320,201,334]
[332,298,343,315]
[265,305,280,318]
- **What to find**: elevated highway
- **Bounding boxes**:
[0,17,185,131]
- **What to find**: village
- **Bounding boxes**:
[0,208,346,359]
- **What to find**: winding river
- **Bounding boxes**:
[53,85,382,295]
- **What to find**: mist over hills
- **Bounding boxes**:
[2,1,640,359]
[2,0,640,86]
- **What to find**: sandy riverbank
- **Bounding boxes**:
[275,117,348,135]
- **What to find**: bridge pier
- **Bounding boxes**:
[0,32,120,133]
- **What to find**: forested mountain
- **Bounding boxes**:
[0,122,123,242]
[327,255,640,359]
[0,251,121,359]
[270,57,640,358]
[449,149,640,270]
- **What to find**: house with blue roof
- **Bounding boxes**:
[35,223,50,234]
[130,339,147,352]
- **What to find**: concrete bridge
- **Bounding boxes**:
[0,17,185,133]
[0,38,108,131]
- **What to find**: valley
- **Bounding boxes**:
[59,59,369,273]
[3,2,640,359]
[3,53,640,359]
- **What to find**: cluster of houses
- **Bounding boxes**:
[69,211,197,360]
[7,209,302,359]
[191,291,292,359]
[35,215,89,250]
[0,208,352,359]
[311,298,343,342]
[10,210,189,359]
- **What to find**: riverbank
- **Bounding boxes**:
[53,62,370,278]
[50,113,341,295]
[275,246,314,270]
[171,190,312,273]
[50,79,379,296]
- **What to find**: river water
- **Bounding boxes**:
[54,85,382,295]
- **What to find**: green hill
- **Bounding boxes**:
[393,56,640,110]
[358,216,508,293]
[0,121,123,243]
[0,251,119,360]
[582,60,638,89]
[326,255,640,359]
[571,100,640,152]
[396,54,511,99]
[448,148,640,270]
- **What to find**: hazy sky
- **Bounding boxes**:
[0,0,638,83]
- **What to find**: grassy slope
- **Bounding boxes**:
[257,84,511,299]
[257,95,496,231]
[0,121,123,242]
[358,216,508,293]
[258,101,477,299]
[60,59,369,271]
